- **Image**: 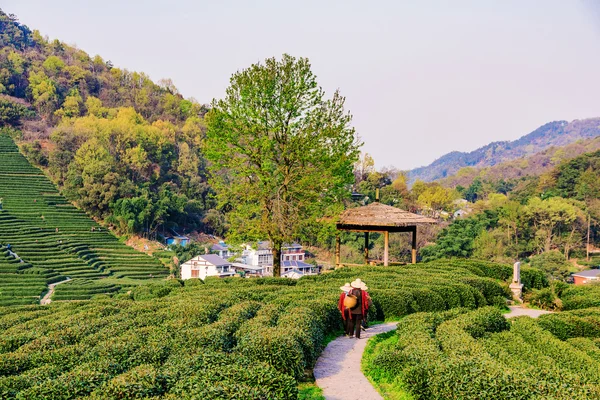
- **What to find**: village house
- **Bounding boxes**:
[161,229,190,247]
[232,262,264,277]
[242,242,317,277]
[241,241,274,268]
[180,254,235,280]
[572,269,600,285]
[165,234,190,246]
[211,241,236,259]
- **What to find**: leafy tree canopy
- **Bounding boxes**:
[204,54,361,276]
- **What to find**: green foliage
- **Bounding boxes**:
[20,140,47,166]
[525,287,560,310]
[170,242,209,265]
[298,383,325,400]
[537,308,600,340]
[365,306,600,399]
[528,250,572,281]
[421,210,498,260]
[553,150,600,200]
[560,283,600,311]
[204,54,361,276]
[0,98,34,126]
[0,9,213,237]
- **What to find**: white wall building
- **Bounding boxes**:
[180,254,235,280]
[241,241,273,268]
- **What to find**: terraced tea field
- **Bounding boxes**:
[0,134,168,305]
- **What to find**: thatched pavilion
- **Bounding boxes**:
[336,202,437,266]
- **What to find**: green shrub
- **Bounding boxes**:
[528,250,572,281]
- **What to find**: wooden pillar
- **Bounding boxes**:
[364,232,369,264]
[411,226,417,264]
[384,231,389,266]
[335,234,341,268]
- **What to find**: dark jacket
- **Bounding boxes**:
[349,288,363,315]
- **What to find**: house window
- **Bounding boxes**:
[259,254,273,264]
[299,255,303,261]
[292,255,296,261]
[191,269,199,278]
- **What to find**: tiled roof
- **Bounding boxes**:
[197,254,231,266]
[573,269,600,278]
[282,260,313,268]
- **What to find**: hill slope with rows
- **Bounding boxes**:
[0,134,168,305]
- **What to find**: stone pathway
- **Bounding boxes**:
[314,322,397,400]
[40,277,71,305]
[505,305,553,319]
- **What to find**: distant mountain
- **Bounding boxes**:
[438,135,600,188]
[407,118,600,184]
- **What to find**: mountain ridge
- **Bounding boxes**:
[407,118,600,183]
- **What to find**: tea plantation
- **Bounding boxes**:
[364,306,600,400]
[0,134,168,305]
[0,261,517,399]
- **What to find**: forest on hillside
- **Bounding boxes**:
[0,10,217,238]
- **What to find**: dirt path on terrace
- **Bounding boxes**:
[314,322,397,400]
[40,278,71,305]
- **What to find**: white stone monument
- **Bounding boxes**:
[509,261,523,301]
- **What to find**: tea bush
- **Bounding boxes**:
[0,260,510,398]
[365,306,600,399]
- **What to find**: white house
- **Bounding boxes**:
[241,241,274,268]
[180,254,235,280]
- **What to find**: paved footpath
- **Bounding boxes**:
[314,322,397,400]
[505,305,553,318]
[314,307,553,400]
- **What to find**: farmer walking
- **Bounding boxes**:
[337,283,352,336]
[347,279,369,339]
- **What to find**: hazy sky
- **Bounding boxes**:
[5,0,600,170]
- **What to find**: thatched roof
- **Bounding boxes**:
[338,202,437,228]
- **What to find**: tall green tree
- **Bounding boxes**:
[204,54,360,276]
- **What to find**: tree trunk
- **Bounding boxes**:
[272,244,282,277]
[515,225,519,260]
[545,231,552,253]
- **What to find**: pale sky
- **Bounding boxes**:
[5,0,600,170]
